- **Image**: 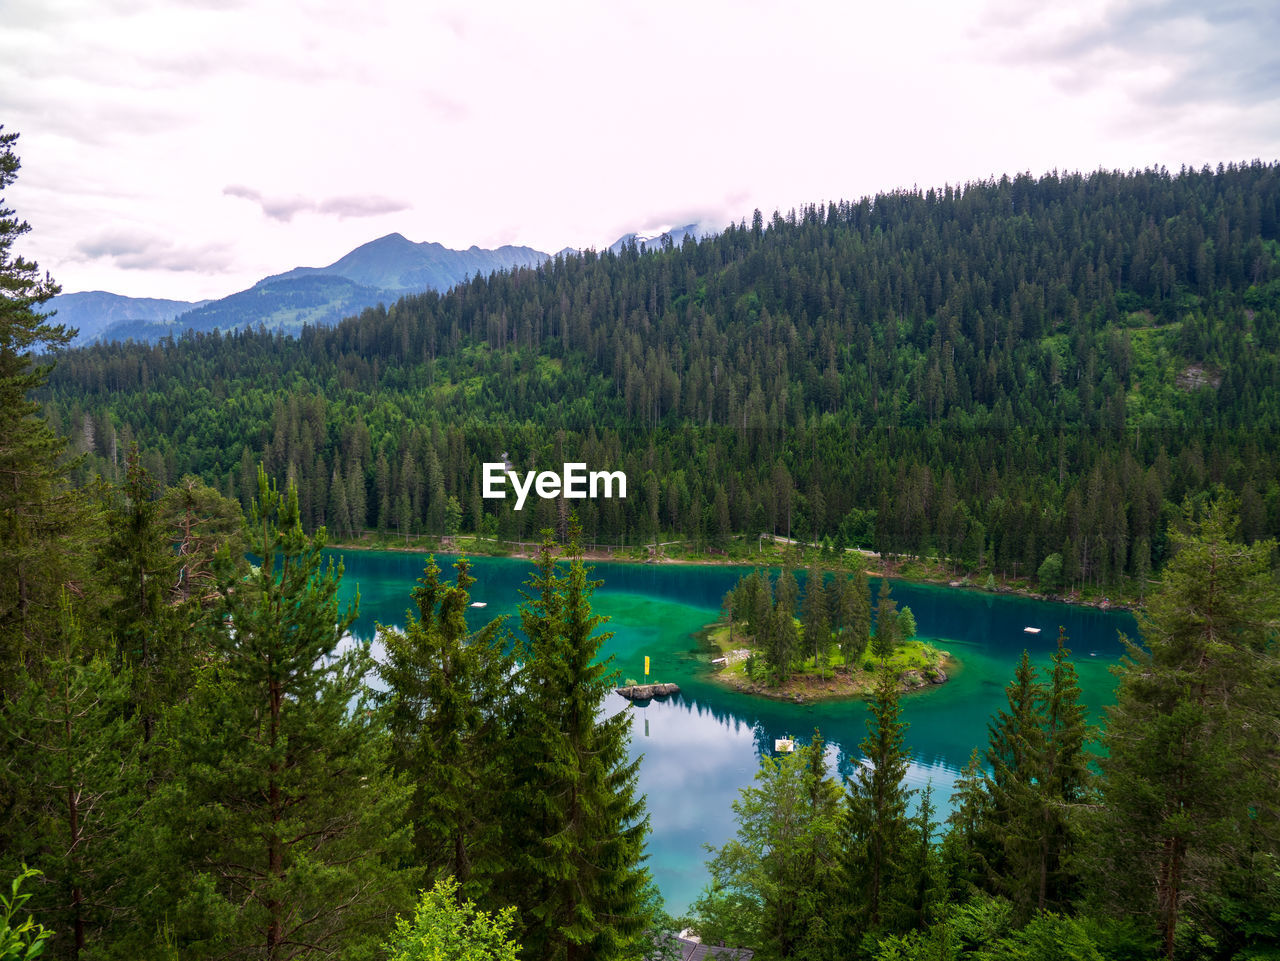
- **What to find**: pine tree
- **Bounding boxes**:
[0,126,77,694]
[872,575,899,662]
[802,565,831,679]
[1036,628,1090,913]
[508,526,651,961]
[1094,501,1280,959]
[695,733,842,959]
[377,556,511,903]
[346,457,366,534]
[982,650,1044,916]
[762,569,799,684]
[327,462,350,537]
[158,475,245,607]
[129,470,412,959]
[101,448,182,742]
[2,592,141,957]
[841,668,915,944]
[837,570,871,668]
[768,600,799,686]
[903,785,942,932]
[978,637,1090,921]
[747,571,772,640]
[940,749,995,903]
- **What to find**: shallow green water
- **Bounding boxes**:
[330,549,1137,914]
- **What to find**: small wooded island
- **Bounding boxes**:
[703,567,956,700]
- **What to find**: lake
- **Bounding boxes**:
[329,549,1138,914]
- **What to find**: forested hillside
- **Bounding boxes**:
[45,162,1280,591]
[8,121,1280,960]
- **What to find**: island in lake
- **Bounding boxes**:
[701,568,957,701]
[701,622,955,701]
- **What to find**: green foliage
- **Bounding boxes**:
[727,569,811,685]
[9,143,1280,956]
[445,495,463,536]
[837,569,872,666]
[872,576,900,661]
[377,556,512,903]
[898,606,916,643]
[841,670,917,944]
[0,868,50,961]
[2,592,141,951]
[1037,553,1064,593]
[100,448,185,739]
[128,469,413,959]
[802,565,831,680]
[45,164,1280,597]
[383,878,520,961]
[506,524,652,960]
[944,632,1091,922]
[695,734,843,959]
[1093,500,1280,958]
[867,896,1155,961]
[0,125,78,695]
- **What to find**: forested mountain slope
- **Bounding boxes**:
[44,162,1280,591]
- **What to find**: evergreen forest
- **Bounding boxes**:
[3,125,1280,959]
[41,160,1280,595]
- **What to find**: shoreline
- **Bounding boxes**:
[323,535,1137,614]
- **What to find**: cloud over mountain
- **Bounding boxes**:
[224,185,410,222]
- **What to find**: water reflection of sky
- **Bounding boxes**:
[329,550,1137,915]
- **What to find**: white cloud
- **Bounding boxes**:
[4,0,1278,301]
[222,185,409,222]
[71,228,234,273]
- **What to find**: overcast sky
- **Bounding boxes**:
[5,0,1280,301]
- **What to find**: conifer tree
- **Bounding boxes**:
[0,131,103,937]
[101,448,184,743]
[158,475,245,607]
[940,749,995,902]
[508,525,651,961]
[2,593,140,957]
[129,469,412,960]
[802,565,831,679]
[871,575,899,662]
[841,668,915,945]
[982,650,1044,915]
[748,571,772,641]
[1093,501,1280,959]
[837,570,871,667]
[903,785,942,932]
[1036,629,1090,913]
[762,569,799,684]
[695,733,842,960]
[980,640,1088,919]
[768,601,800,686]
[0,126,78,694]
[378,556,511,903]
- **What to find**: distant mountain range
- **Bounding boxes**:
[49,292,215,346]
[50,224,710,345]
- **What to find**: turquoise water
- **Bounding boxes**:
[330,550,1137,914]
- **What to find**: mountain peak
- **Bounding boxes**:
[55,233,553,344]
